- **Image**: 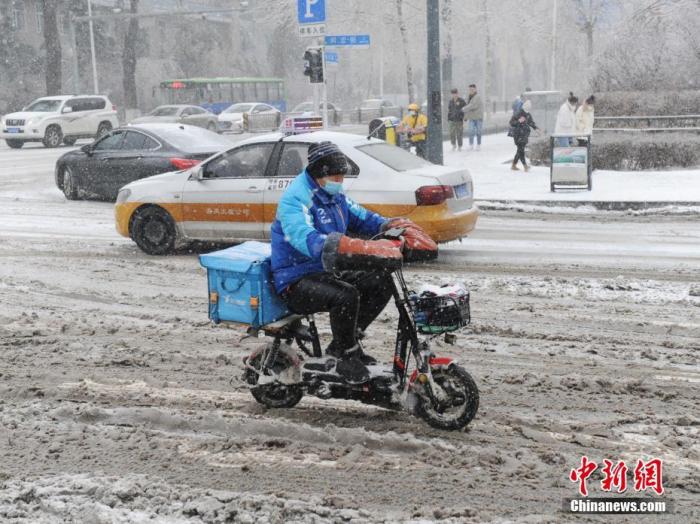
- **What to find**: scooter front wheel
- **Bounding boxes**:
[416,364,479,431]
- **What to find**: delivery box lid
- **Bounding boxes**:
[199,241,272,273]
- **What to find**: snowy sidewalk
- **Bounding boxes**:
[443,133,700,208]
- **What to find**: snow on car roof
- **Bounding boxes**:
[238,130,384,147]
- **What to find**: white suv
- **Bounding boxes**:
[0,95,119,149]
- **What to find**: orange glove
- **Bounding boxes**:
[384,218,438,256]
[322,233,403,271]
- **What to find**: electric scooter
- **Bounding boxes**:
[242,233,479,430]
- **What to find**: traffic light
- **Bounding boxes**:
[303,47,324,84]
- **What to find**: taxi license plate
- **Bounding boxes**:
[454,183,469,199]
[6,128,21,134]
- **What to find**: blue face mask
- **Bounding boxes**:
[323,180,344,195]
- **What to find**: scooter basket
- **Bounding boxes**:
[410,290,470,334]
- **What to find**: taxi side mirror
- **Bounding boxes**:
[192,165,205,180]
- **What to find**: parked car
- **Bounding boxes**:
[0,95,118,149]
[115,130,479,255]
[289,101,342,125]
[55,123,232,201]
[217,103,280,133]
[360,98,401,117]
[130,105,219,132]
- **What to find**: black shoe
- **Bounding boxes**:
[326,340,376,366]
[335,349,370,384]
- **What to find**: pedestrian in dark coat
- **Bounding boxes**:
[509,100,539,171]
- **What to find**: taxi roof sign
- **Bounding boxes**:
[280,116,324,135]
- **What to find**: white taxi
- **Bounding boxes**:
[114,131,479,255]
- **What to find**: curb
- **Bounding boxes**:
[476,200,700,211]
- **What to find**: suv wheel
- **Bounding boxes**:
[96,122,112,139]
[131,206,177,255]
[5,139,24,149]
[43,125,63,148]
[63,137,77,146]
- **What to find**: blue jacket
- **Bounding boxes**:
[271,170,387,293]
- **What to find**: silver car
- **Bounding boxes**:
[130,105,219,132]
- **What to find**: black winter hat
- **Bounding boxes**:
[307,141,348,179]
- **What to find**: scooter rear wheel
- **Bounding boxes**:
[245,346,304,409]
[416,364,479,431]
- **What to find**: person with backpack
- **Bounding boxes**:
[447,88,467,151]
[398,103,428,158]
[509,100,539,171]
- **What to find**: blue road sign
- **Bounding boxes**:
[297,0,326,24]
[324,51,338,64]
[324,34,371,48]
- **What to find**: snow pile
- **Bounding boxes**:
[0,474,378,523]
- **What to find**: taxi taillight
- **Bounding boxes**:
[415,185,454,206]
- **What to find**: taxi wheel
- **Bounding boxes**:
[131,206,176,255]
[43,125,63,148]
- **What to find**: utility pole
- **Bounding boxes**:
[549,0,558,90]
[87,0,99,94]
[68,16,80,94]
[426,0,443,165]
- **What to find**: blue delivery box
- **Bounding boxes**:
[199,241,289,327]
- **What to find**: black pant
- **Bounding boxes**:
[513,142,527,166]
[284,271,394,353]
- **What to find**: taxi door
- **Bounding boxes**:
[180,142,275,241]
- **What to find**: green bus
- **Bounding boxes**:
[158,77,286,114]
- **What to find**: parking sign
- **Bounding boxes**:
[297,0,326,24]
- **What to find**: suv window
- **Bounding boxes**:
[121,131,159,150]
[93,130,126,150]
[87,97,106,110]
[204,143,274,179]
[189,107,206,115]
[275,143,359,178]
[67,98,90,112]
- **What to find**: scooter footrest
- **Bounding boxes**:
[302,357,336,372]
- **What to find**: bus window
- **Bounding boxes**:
[232,83,243,103]
[243,83,256,101]
[257,82,269,101]
[268,83,279,100]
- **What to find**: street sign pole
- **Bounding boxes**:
[426,0,443,165]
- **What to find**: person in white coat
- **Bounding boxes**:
[575,95,595,145]
[554,92,578,146]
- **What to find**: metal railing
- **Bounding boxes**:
[594,114,700,133]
